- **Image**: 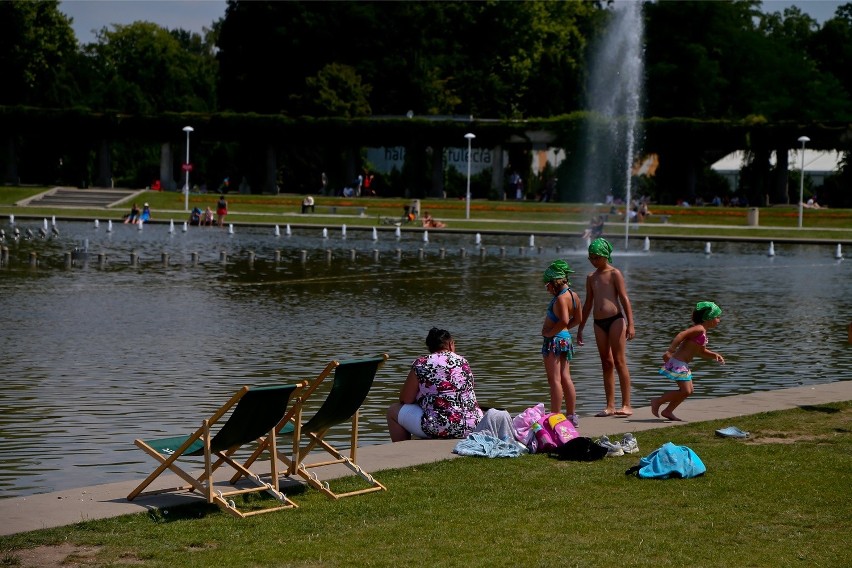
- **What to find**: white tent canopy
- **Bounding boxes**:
[711,150,842,190]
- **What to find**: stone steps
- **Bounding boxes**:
[18,188,141,208]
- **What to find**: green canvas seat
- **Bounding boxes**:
[236,354,389,500]
[127,383,305,518]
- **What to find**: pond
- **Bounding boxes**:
[1,219,849,498]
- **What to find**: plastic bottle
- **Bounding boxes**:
[528,423,541,453]
[532,422,546,447]
[533,421,556,451]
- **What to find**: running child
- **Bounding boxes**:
[651,301,725,421]
[576,237,635,417]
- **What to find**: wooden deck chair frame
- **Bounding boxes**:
[236,354,389,500]
[127,382,306,518]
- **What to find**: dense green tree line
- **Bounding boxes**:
[2,0,850,204]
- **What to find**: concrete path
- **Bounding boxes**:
[2,381,849,536]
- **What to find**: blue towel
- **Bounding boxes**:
[453,432,528,458]
[626,442,706,479]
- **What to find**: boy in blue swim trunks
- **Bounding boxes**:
[651,301,726,421]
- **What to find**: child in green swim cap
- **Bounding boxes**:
[576,238,636,417]
[650,301,726,422]
[540,260,583,426]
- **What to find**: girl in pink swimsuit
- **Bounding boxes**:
[650,301,726,421]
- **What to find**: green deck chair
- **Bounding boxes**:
[127,382,306,518]
[236,354,389,500]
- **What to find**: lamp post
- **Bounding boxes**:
[182,126,194,212]
[464,133,476,220]
[797,135,810,228]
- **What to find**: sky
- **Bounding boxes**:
[763,0,846,21]
[59,0,846,45]
[60,0,228,43]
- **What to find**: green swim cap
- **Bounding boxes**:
[695,301,722,320]
[588,237,613,263]
[542,259,574,283]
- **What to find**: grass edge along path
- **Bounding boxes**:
[2,187,852,243]
[1,402,849,567]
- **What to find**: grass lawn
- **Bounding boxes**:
[2,187,851,241]
[1,402,849,567]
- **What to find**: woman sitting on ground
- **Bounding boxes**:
[124,203,140,224]
[188,207,202,226]
[581,215,604,239]
[386,328,483,441]
[421,210,446,228]
[202,206,215,226]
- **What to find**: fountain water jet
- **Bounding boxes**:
[580,1,644,251]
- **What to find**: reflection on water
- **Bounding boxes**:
[1,221,849,497]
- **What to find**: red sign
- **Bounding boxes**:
[182,163,193,172]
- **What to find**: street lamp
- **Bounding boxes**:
[182,126,194,212]
[797,135,810,228]
[464,132,476,220]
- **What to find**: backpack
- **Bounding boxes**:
[625,442,706,479]
[533,413,579,453]
[549,436,608,461]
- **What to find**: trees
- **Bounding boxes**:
[807,4,852,117]
[0,0,79,107]
[643,0,851,203]
[215,0,596,119]
[295,63,372,118]
[81,22,218,114]
[1,0,848,200]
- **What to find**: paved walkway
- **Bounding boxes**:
[1,381,849,536]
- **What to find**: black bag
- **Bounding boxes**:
[548,436,607,461]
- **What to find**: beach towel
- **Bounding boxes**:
[473,408,519,441]
[625,442,706,479]
[453,433,528,458]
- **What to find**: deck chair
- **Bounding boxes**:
[236,354,389,500]
[127,382,306,518]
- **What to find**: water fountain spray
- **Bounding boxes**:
[581,1,644,251]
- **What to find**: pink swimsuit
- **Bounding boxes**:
[690,331,707,346]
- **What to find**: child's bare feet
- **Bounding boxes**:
[660,409,683,421]
[650,400,661,418]
[614,406,633,417]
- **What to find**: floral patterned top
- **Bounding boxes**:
[412,350,483,438]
